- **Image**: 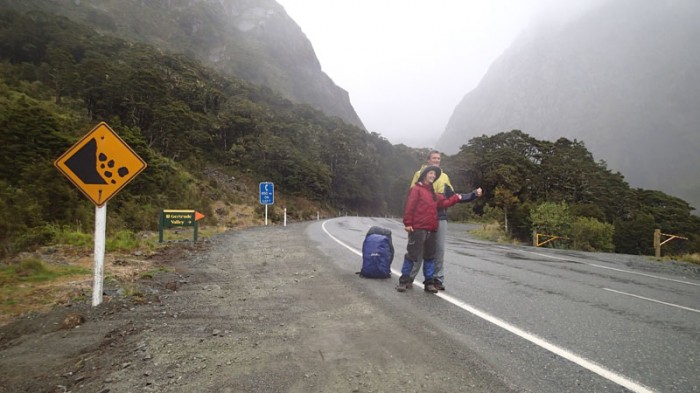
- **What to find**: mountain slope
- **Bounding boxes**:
[0,0,365,129]
[437,0,700,211]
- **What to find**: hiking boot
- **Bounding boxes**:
[406,282,414,289]
[424,283,438,293]
[397,275,412,292]
[433,280,445,291]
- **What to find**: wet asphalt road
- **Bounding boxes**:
[312,217,700,393]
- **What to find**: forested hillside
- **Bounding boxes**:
[1,8,698,259]
[0,0,365,129]
[0,9,422,257]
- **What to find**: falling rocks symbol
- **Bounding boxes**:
[64,137,129,185]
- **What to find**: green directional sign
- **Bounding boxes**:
[162,210,195,227]
[159,209,205,242]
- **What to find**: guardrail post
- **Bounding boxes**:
[653,229,687,258]
[654,229,661,258]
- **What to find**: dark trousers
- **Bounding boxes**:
[400,229,436,282]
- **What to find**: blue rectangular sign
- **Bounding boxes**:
[259,182,274,205]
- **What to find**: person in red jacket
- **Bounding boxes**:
[398,165,464,293]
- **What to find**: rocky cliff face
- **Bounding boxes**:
[437,0,700,211]
[1,0,364,129]
[199,0,364,128]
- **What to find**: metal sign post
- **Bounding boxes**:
[92,204,107,306]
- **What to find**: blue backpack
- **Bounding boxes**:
[359,226,394,278]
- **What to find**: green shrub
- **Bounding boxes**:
[570,217,615,252]
[12,225,57,252]
[530,202,572,239]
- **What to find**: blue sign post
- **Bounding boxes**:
[259,182,274,225]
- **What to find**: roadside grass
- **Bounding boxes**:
[0,257,90,286]
[468,221,521,244]
[672,253,700,265]
[0,225,223,326]
[468,222,700,265]
[0,257,91,323]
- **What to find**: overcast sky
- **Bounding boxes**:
[275,0,563,148]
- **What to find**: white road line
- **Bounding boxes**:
[526,251,700,287]
[321,220,362,255]
[603,288,700,314]
[321,220,656,393]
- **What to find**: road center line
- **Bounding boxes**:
[602,288,700,313]
[321,220,656,393]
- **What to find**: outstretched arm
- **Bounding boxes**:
[459,187,483,203]
[437,193,462,208]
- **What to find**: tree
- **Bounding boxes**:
[460,130,542,200]
[570,217,615,252]
[614,212,655,255]
[493,186,519,234]
[530,202,572,247]
[44,45,77,104]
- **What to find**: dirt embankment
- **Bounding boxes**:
[0,222,514,393]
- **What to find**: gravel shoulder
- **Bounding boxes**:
[0,221,517,393]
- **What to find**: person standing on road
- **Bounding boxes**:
[398,165,464,293]
[408,150,483,290]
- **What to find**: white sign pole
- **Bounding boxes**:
[284,207,287,227]
[265,204,268,226]
[92,203,107,306]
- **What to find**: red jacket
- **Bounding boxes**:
[403,182,461,231]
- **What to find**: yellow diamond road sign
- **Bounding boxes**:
[54,122,147,207]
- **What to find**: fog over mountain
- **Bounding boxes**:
[0,0,364,130]
[437,0,700,211]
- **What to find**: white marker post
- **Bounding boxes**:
[284,207,287,227]
[92,204,107,306]
[265,205,268,226]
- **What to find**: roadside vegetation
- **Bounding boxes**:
[0,251,88,324]
[445,131,700,256]
[669,253,700,265]
[0,225,226,325]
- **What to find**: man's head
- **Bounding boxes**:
[426,150,441,167]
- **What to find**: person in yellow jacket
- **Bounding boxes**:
[408,150,482,290]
